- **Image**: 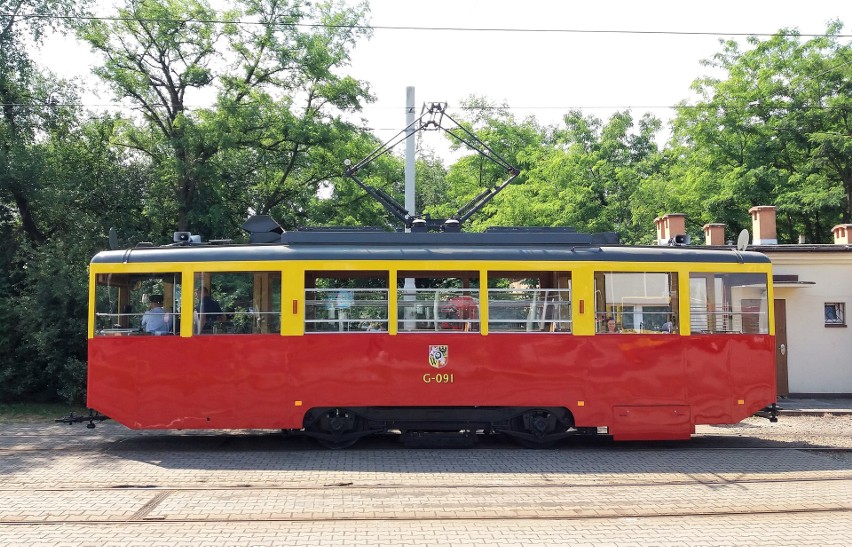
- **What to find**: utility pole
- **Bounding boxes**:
[403,86,416,330]
[404,86,416,226]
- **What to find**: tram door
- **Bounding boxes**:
[774,299,789,397]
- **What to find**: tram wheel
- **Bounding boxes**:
[309,408,363,450]
[510,409,572,449]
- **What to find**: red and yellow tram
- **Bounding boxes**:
[87,228,776,446]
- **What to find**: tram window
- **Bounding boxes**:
[194,272,281,335]
[304,271,389,333]
[94,273,181,336]
[397,271,479,333]
[594,272,679,334]
[689,273,768,334]
[487,271,571,333]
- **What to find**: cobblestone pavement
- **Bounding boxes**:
[2,513,852,547]
[1,415,851,546]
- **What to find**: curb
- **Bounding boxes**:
[776,409,852,416]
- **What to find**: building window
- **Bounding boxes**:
[825,303,846,327]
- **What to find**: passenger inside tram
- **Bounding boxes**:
[605,317,621,334]
[196,286,223,333]
[141,294,170,334]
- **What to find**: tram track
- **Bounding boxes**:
[5,429,852,451]
[3,442,852,458]
[1,505,851,527]
[1,473,852,493]
[1,479,851,528]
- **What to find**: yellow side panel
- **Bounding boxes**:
[281,268,304,336]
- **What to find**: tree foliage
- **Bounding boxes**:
[441,99,664,243]
[78,0,373,237]
[670,22,852,242]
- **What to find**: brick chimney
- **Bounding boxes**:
[832,224,852,244]
[749,206,777,245]
[654,213,686,245]
[702,223,726,246]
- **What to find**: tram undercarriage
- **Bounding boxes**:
[297,406,595,449]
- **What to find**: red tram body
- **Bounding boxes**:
[87,230,776,446]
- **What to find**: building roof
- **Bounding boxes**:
[750,244,852,253]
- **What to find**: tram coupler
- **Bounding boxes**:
[55,410,110,429]
[754,403,779,423]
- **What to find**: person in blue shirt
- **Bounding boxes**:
[141,294,170,334]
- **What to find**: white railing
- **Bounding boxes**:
[305,288,389,332]
[94,312,177,336]
[488,288,571,333]
[690,308,768,334]
[397,288,479,332]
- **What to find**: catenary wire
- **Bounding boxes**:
[2,12,850,38]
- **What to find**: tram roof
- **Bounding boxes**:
[91,231,770,265]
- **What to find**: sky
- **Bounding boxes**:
[37,0,852,156]
[345,0,851,150]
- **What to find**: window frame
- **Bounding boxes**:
[688,272,769,335]
[396,270,481,334]
[486,270,572,334]
[824,302,847,328]
[303,270,390,334]
[192,270,283,336]
[594,271,679,335]
[92,271,182,337]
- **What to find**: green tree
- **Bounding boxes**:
[0,0,124,403]
[460,105,665,243]
[78,0,373,239]
[303,131,408,230]
[670,22,852,243]
[0,112,150,404]
[1,0,92,245]
[413,148,449,217]
[439,97,549,230]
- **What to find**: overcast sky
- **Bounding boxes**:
[38,0,852,153]
[349,0,851,144]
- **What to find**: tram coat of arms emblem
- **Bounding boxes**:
[428,345,448,369]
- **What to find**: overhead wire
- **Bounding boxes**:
[3,12,848,118]
[2,12,850,38]
[0,101,845,114]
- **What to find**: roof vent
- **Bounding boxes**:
[242,215,284,243]
[442,219,461,233]
[411,218,428,233]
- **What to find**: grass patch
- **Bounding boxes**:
[0,403,89,424]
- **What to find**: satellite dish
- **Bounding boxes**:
[736,229,750,251]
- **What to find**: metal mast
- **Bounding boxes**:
[404,87,416,232]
